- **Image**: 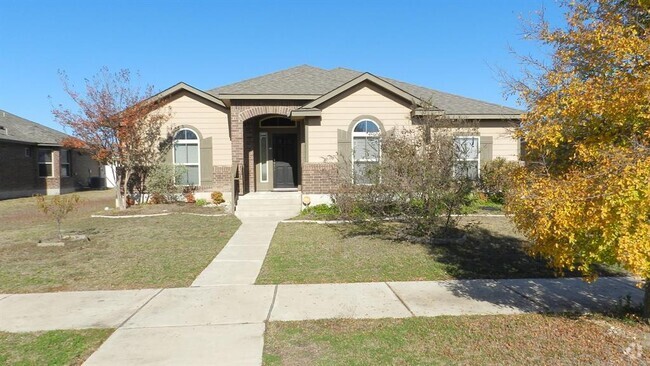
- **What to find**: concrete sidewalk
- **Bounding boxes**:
[2,277,641,332]
[0,277,643,365]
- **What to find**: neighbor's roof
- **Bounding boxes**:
[0,109,68,146]
[208,65,522,116]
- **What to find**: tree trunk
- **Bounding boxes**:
[643,278,650,319]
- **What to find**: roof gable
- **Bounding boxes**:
[152,82,226,108]
[301,73,425,110]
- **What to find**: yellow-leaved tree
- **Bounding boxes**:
[506,0,650,316]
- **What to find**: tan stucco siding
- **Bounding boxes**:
[309,85,412,162]
[161,91,231,165]
[478,123,519,161]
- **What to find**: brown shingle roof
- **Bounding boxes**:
[0,109,68,145]
[208,65,522,115]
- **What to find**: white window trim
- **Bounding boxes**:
[259,132,269,183]
[38,149,53,177]
[173,128,201,186]
[351,119,381,185]
[453,135,481,178]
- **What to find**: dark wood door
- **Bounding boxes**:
[272,134,298,188]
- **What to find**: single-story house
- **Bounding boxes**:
[0,109,102,199]
[152,65,522,204]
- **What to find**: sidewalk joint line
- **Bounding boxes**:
[117,288,164,329]
[500,283,550,312]
[266,285,279,323]
[385,282,415,317]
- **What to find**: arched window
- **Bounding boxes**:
[173,128,200,185]
[352,119,381,184]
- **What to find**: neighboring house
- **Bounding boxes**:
[0,109,102,199]
[152,65,522,204]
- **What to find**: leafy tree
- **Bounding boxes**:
[505,0,650,315]
[52,68,172,210]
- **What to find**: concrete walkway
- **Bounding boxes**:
[191,218,279,286]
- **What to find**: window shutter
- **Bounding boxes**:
[200,136,213,188]
[337,129,352,182]
[480,136,493,163]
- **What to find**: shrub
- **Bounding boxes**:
[300,204,341,220]
[35,194,81,239]
[195,198,208,207]
[211,191,225,205]
[331,115,477,239]
[146,164,185,204]
[479,158,519,204]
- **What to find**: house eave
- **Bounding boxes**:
[444,114,522,120]
[290,108,321,118]
[216,94,320,101]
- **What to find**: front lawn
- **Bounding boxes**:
[0,190,240,293]
[0,329,112,366]
[264,315,649,365]
[256,217,624,284]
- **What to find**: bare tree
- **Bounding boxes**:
[52,68,173,209]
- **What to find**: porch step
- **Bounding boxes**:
[235,192,302,219]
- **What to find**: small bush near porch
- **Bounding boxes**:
[256,216,624,284]
[0,190,240,293]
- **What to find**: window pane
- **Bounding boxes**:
[38,150,51,163]
[186,165,199,185]
[61,165,70,177]
[455,137,479,160]
[354,121,367,133]
[39,164,52,177]
[187,144,199,164]
[174,144,188,164]
[185,130,198,140]
[353,137,368,161]
[60,150,70,164]
[353,137,380,161]
[365,121,379,133]
[455,161,479,180]
[354,162,378,184]
[175,130,186,140]
[260,134,268,182]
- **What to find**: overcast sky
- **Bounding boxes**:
[0,0,565,132]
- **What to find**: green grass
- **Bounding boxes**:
[0,190,241,293]
[0,329,112,366]
[294,204,341,221]
[264,315,650,365]
[461,197,504,214]
[257,222,450,284]
[257,216,625,284]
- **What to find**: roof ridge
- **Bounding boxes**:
[208,64,327,94]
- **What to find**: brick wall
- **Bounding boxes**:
[230,100,306,194]
[212,165,231,193]
[0,142,41,198]
[302,162,338,194]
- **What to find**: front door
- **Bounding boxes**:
[272,134,297,189]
